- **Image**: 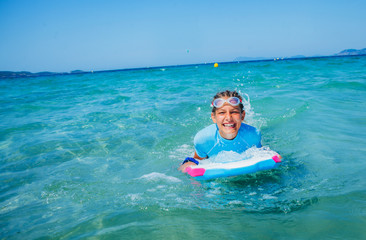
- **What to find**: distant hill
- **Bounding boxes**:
[234,48,366,62]
[234,55,307,62]
[0,71,56,79]
[335,48,366,56]
[234,56,268,62]
[0,70,88,79]
[290,55,306,59]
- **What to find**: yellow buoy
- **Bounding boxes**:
[214,63,219,68]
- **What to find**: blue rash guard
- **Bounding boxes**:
[194,123,262,159]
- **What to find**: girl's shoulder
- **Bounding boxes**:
[239,123,261,139]
[194,124,217,144]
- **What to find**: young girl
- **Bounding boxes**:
[179,90,261,172]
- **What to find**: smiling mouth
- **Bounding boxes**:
[223,123,235,128]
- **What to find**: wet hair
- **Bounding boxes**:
[212,90,244,113]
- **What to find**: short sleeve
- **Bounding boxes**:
[194,133,207,158]
[193,124,217,158]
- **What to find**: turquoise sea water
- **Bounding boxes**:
[1,56,366,239]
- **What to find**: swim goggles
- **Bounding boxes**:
[211,97,242,108]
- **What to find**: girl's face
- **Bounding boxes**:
[211,100,245,140]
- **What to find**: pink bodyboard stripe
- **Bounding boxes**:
[186,167,206,177]
[272,155,282,163]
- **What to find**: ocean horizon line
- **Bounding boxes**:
[1,53,366,79]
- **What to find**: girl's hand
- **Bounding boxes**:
[178,161,198,173]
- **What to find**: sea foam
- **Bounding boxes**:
[137,172,182,183]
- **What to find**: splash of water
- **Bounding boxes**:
[206,146,278,164]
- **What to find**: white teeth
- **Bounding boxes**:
[224,124,234,127]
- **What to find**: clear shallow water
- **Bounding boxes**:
[1,56,366,239]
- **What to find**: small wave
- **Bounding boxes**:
[169,144,194,161]
[100,95,131,106]
[320,81,366,90]
[227,200,244,206]
[137,172,182,183]
[195,180,318,213]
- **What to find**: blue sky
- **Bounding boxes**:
[0,0,365,72]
